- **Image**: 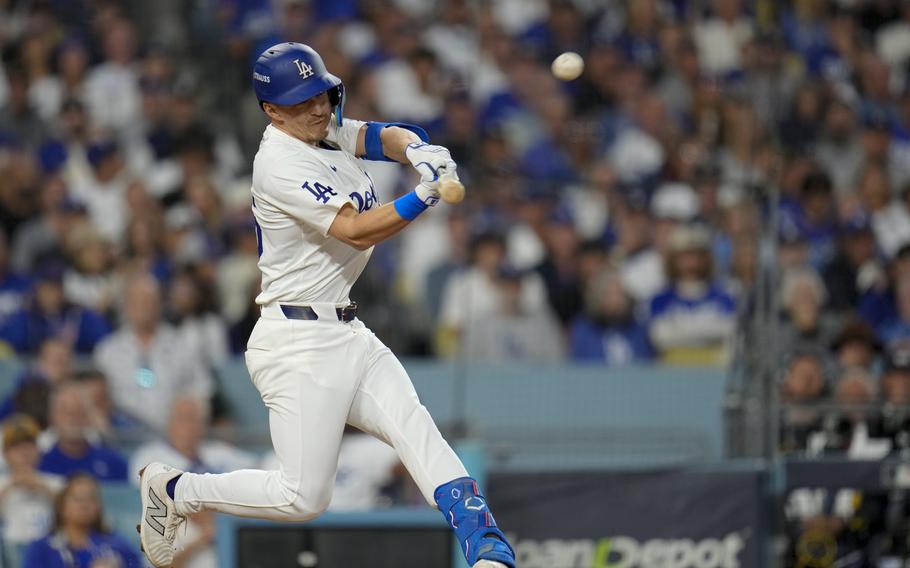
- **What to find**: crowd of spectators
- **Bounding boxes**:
[4,0,910,565]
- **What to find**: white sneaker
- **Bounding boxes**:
[473,562,510,568]
[138,462,186,567]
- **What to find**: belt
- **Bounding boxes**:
[279,302,358,322]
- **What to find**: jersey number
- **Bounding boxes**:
[302,181,337,204]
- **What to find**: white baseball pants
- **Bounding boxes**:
[174,304,468,520]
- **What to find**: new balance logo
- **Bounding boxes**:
[145,488,167,536]
[465,496,487,511]
[293,59,314,78]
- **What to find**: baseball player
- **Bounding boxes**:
[137,43,516,568]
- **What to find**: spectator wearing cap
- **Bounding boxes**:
[506,185,554,272]
[22,474,141,568]
[877,270,910,355]
[814,97,864,194]
[794,171,839,268]
[0,337,71,426]
[460,264,564,362]
[437,232,549,357]
[94,272,213,433]
[610,189,666,303]
[534,208,584,324]
[858,163,910,259]
[0,414,64,565]
[647,224,737,365]
[569,268,653,365]
[859,102,910,192]
[0,264,111,356]
[69,138,131,243]
[822,215,882,312]
[831,320,883,374]
[0,230,31,327]
[38,381,128,482]
[778,266,842,361]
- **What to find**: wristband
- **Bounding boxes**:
[363,122,430,161]
[393,191,429,221]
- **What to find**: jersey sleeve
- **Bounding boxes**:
[325,116,367,155]
[262,159,354,236]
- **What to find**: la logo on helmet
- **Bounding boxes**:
[293,59,314,78]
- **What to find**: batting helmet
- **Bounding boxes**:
[252,42,345,125]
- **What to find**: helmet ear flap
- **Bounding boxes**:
[328,84,345,126]
[327,85,341,107]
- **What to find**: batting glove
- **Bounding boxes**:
[414,179,441,207]
[405,142,459,186]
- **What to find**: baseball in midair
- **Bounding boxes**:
[551,51,584,81]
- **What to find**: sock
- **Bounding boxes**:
[166,474,182,500]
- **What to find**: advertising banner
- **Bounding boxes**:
[488,469,766,568]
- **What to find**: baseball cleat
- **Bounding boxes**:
[138,462,186,567]
[473,562,510,568]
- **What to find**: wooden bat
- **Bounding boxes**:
[439,175,465,204]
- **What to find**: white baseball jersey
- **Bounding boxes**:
[173,117,468,531]
[251,120,378,306]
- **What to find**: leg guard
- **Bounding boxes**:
[434,477,516,568]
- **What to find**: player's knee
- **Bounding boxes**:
[279,478,332,521]
[286,490,331,520]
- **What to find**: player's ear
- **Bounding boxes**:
[262,102,283,123]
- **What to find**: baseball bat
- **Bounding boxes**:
[439,175,465,204]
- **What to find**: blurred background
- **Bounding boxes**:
[2,0,910,566]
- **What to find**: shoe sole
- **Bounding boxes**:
[137,465,147,555]
[138,464,169,566]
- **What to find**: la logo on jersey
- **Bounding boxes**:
[293,59,314,78]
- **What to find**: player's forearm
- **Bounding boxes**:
[328,203,410,250]
[379,126,422,163]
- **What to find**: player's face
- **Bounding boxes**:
[267,92,332,144]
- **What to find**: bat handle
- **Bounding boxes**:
[439,175,465,204]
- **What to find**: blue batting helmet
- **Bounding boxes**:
[252,42,345,125]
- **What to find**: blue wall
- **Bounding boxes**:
[217,360,728,470]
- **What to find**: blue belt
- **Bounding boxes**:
[279,303,358,322]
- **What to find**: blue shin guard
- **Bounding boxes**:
[434,477,516,567]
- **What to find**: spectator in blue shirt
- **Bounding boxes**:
[22,473,141,568]
[0,265,110,356]
[38,382,128,482]
[648,224,737,365]
[569,268,653,365]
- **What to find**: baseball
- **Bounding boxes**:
[551,52,584,81]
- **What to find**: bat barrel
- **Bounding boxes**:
[439,176,465,204]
